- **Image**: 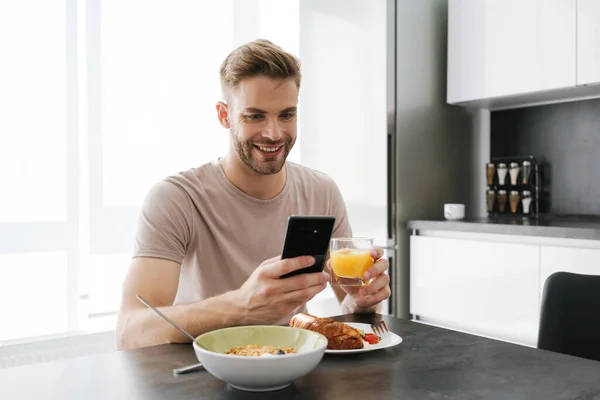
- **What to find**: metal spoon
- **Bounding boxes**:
[135,294,205,375]
[172,362,205,375]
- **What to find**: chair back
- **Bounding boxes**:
[538,271,600,362]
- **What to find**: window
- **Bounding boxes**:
[0,0,74,340]
[1,0,301,343]
[1,0,389,344]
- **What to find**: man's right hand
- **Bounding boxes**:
[234,255,330,325]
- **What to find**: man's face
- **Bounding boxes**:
[226,76,298,175]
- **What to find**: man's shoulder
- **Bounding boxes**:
[287,161,338,188]
[147,161,218,202]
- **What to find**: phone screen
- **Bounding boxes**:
[279,215,335,279]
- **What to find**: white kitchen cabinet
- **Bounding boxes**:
[410,235,540,346]
[577,0,600,86]
[540,245,600,299]
[448,0,577,104]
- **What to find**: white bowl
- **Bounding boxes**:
[193,325,327,392]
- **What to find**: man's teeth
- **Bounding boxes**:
[257,146,281,153]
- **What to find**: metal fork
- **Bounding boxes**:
[371,320,390,338]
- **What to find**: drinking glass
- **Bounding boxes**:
[329,237,374,286]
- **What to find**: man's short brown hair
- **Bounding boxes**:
[219,39,301,99]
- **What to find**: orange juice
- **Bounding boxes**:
[330,249,374,278]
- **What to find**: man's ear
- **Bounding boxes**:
[216,101,230,128]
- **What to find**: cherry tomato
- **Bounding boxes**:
[364,333,379,345]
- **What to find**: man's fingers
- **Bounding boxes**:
[355,285,391,309]
[275,271,330,293]
[264,255,281,264]
[264,256,315,279]
[280,282,328,303]
[369,247,384,261]
[360,273,390,295]
[363,257,389,280]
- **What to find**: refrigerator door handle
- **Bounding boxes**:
[386,132,394,240]
[376,245,398,251]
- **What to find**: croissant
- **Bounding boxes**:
[289,313,364,350]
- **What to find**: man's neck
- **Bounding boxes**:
[218,155,287,200]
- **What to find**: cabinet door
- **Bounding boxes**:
[410,235,540,346]
[577,0,600,86]
[448,0,576,103]
[540,245,600,299]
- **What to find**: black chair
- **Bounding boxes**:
[538,271,600,362]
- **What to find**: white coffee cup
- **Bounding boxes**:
[444,203,465,220]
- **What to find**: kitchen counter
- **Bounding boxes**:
[408,216,600,240]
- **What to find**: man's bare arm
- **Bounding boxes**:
[116,255,329,350]
[115,257,242,350]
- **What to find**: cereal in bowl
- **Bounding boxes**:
[225,344,296,356]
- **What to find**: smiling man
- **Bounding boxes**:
[116,39,391,350]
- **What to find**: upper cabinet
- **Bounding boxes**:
[578,0,600,86]
[448,0,600,110]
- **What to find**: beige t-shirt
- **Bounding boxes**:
[132,159,352,324]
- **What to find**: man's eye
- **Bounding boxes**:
[280,113,295,121]
[247,114,264,120]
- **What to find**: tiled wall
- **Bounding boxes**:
[491,98,600,216]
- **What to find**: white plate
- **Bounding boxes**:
[324,322,403,354]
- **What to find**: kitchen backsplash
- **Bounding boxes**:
[491,98,600,216]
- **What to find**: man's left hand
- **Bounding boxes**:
[339,247,391,312]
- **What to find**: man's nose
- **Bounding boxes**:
[262,118,283,141]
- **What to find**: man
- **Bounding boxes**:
[116,39,390,350]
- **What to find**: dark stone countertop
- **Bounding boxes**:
[408,216,600,240]
[1,313,600,399]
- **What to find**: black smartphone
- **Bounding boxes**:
[279,215,335,279]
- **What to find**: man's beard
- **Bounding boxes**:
[232,132,294,175]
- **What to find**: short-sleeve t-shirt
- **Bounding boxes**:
[132,159,352,324]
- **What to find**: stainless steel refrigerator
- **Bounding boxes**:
[298,0,477,318]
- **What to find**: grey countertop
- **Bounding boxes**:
[408,216,600,240]
[1,313,600,399]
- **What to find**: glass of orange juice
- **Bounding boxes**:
[329,237,374,286]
